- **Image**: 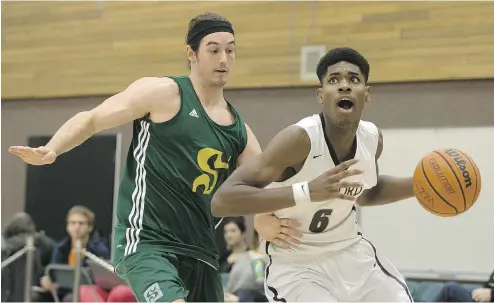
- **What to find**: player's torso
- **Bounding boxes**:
[115,76,247,264]
[266,114,379,258]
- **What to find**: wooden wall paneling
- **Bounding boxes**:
[2,2,494,99]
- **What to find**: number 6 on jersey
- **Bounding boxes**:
[309,209,333,233]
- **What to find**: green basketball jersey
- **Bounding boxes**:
[113,76,248,268]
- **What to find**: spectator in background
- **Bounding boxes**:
[220,217,268,302]
[2,212,56,302]
[219,217,249,273]
[40,205,134,302]
[434,269,494,302]
[3,212,55,267]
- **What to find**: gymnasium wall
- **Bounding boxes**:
[3,1,494,99]
[362,126,494,275]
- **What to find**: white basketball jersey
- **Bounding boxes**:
[265,114,380,258]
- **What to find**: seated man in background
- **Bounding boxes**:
[434,269,494,302]
[40,205,135,302]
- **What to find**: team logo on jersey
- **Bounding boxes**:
[189,109,199,118]
[143,282,163,303]
[192,147,231,195]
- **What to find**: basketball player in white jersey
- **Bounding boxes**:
[212,47,416,302]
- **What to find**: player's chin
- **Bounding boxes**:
[331,112,359,127]
[210,76,228,87]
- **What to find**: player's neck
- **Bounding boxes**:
[323,113,359,155]
[188,73,225,107]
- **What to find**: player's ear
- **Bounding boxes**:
[186,45,197,64]
[364,85,371,103]
[316,87,324,105]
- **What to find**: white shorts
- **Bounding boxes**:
[264,238,413,302]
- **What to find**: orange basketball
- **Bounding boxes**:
[413,148,481,217]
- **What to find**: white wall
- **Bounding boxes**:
[360,127,494,276]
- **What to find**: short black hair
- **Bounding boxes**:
[316,47,370,84]
[186,12,231,52]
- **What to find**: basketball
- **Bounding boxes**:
[412,148,481,217]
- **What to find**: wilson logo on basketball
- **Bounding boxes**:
[444,149,472,188]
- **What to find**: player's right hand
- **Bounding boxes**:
[308,159,364,202]
[8,145,57,166]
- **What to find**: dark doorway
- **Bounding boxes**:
[24,135,119,244]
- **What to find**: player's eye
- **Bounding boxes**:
[350,76,360,83]
[209,49,219,54]
[328,77,338,84]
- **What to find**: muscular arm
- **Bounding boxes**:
[44,77,177,156]
[211,125,311,216]
[237,123,262,167]
[357,128,414,206]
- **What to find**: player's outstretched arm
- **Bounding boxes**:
[9,77,177,166]
[212,125,364,216]
[357,128,414,206]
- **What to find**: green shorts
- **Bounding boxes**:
[114,251,223,302]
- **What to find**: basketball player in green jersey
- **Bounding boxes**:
[9,13,302,302]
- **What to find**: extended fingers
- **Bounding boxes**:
[333,159,359,172]
[8,146,31,155]
[272,234,299,248]
[275,233,300,246]
[280,218,301,228]
[280,226,303,238]
[332,181,363,189]
[274,218,303,248]
[330,169,364,182]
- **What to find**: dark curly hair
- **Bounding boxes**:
[316,47,370,84]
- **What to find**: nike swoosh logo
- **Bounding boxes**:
[313,155,322,159]
[301,185,306,194]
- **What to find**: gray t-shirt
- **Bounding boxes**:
[225,251,267,294]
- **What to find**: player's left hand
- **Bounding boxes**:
[472,288,491,302]
[8,145,57,165]
[254,213,302,249]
